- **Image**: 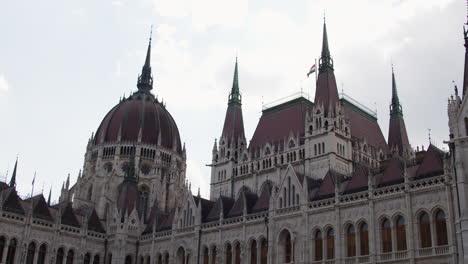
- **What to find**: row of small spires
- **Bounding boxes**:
[118,93,167,107]
[2,158,82,206]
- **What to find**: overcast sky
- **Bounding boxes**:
[0,0,465,201]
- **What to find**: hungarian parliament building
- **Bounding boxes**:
[1,14,468,264]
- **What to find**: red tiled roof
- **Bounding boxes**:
[204,196,234,222]
[251,186,270,213]
[415,144,444,179]
[249,98,313,150]
[379,158,404,187]
[388,115,411,156]
[342,102,388,152]
[221,104,245,144]
[315,70,340,115]
[31,195,53,221]
[94,95,182,154]
[227,191,258,218]
[88,209,105,233]
[61,203,81,227]
[2,189,24,215]
[159,210,175,230]
[117,180,140,218]
[344,165,368,194]
[314,170,338,199]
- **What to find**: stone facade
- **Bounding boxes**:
[0,20,467,264]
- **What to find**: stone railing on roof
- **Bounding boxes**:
[1,211,25,222]
[373,183,405,198]
[262,91,311,111]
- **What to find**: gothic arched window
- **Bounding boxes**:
[93,255,100,264]
[260,238,268,264]
[203,247,209,264]
[84,253,91,264]
[419,212,432,248]
[381,218,392,253]
[314,230,323,261]
[326,228,334,259]
[138,185,149,221]
[435,210,448,246]
[37,244,47,264]
[284,231,292,263]
[396,216,407,251]
[250,240,257,264]
[211,247,217,264]
[25,242,36,264]
[359,223,369,256]
[346,225,356,257]
[0,236,5,263]
[226,243,232,264]
[66,249,74,264]
[5,238,16,264]
[235,243,241,264]
[125,255,132,264]
[55,247,64,264]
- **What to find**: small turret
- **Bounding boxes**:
[9,158,17,188]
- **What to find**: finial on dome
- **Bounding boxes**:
[137,27,154,93]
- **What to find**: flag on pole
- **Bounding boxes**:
[307,64,316,77]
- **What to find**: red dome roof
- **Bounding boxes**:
[94,93,182,154]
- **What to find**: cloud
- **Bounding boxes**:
[152,0,248,31]
[0,75,9,92]
[186,159,210,197]
[111,1,124,7]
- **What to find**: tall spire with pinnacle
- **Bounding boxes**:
[220,58,246,150]
[9,158,17,188]
[463,19,468,97]
[314,19,339,115]
[390,66,403,116]
[229,57,241,105]
[388,67,411,158]
[320,19,333,71]
[137,28,154,93]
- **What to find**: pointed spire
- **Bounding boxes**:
[213,138,218,149]
[462,21,468,97]
[137,27,154,93]
[47,187,52,206]
[319,19,333,72]
[66,173,70,190]
[228,57,242,105]
[9,158,17,188]
[314,20,339,116]
[388,67,411,158]
[390,66,403,116]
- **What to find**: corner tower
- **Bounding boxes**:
[305,21,352,179]
[211,59,247,199]
[447,18,468,264]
